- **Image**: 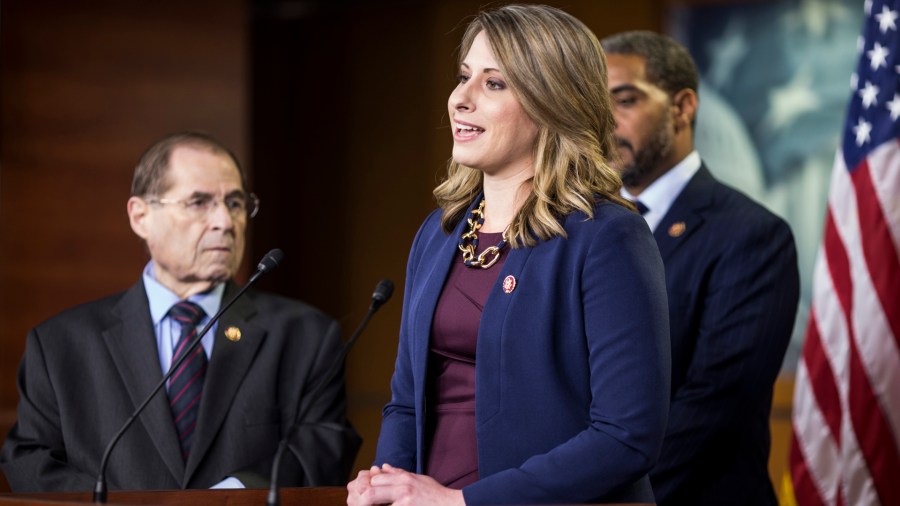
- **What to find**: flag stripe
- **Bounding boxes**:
[809,245,851,416]
[821,196,881,505]
[793,359,841,504]
[793,224,852,505]
[801,313,842,447]
[835,157,900,447]
[823,206,854,323]
[845,160,900,499]
[870,139,900,247]
[847,336,900,504]
[838,375,879,506]
[827,150,895,506]
[791,430,828,506]
[824,154,900,446]
[851,159,900,346]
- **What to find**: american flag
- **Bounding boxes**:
[789,0,900,504]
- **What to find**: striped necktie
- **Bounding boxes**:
[166,300,207,460]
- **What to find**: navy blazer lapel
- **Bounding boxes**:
[406,212,461,473]
[411,223,461,384]
[184,281,264,483]
[102,281,185,483]
[475,238,534,425]
[654,165,715,260]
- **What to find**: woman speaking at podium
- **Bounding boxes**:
[347,4,670,505]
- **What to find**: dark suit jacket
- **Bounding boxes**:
[375,200,671,505]
[0,280,360,492]
[648,166,799,505]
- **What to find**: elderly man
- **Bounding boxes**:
[1,132,359,491]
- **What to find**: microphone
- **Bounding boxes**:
[256,248,284,275]
[370,278,393,312]
[92,249,285,503]
[266,279,394,506]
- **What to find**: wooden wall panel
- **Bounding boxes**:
[248,0,446,476]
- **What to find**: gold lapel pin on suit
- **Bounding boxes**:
[668,222,686,238]
[225,326,242,342]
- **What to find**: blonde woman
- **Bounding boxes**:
[348,4,670,505]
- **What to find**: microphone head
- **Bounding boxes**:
[370,279,394,311]
[257,249,284,274]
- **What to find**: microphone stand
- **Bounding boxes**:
[266,280,393,506]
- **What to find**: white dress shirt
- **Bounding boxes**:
[621,150,701,232]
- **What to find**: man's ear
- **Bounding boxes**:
[671,88,698,133]
[127,196,150,240]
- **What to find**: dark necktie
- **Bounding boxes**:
[635,200,650,215]
[166,300,207,460]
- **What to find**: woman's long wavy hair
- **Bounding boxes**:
[434,4,632,247]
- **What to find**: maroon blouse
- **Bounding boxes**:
[425,231,506,489]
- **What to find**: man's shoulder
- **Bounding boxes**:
[34,286,137,332]
[699,170,790,232]
[682,169,797,263]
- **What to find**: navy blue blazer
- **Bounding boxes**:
[648,166,799,505]
[375,199,671,505]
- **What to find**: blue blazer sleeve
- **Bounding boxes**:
[374,209,443,471]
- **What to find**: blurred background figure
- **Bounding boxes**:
[602,31,800,505]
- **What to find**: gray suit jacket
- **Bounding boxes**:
[0,280,360,491]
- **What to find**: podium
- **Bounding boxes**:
[0,488,346,506]
[0,489,654,506]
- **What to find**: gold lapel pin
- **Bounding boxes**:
[668,222,686,238]
[225,326,242,342]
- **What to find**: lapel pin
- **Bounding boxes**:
[668,222,686,238]
[225,326,242,342]
[502,275,517,294]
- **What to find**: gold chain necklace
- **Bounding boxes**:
[458,198,508,269]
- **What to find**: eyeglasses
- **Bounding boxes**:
[147,192,260,219]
